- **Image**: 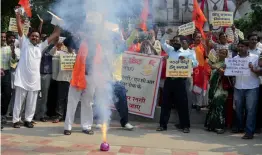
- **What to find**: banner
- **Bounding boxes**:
[166,59,192,77]
[60,54,76,70]
[115,52,162,118]
[225,58,251,76]
[210,11,233,27]
[8,18,30,35]
[178,22,195,36]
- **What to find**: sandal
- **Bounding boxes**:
[64,130,71,135]
[82,129,94,135]
[156,127,167,131]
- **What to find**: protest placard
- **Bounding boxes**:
[112,52,162,118]
[210,11,233,27]
[8,18,30,34]
[178,22,195,36]
[47,11,64,26]
[224,58,251,76]
[166,59,192,78]
[60,54,76,70]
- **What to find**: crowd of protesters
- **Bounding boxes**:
[1,6,262,140]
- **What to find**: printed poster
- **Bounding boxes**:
[113,52,162,118]
[166,59,192,78]
[8,18,30,35]
[210,11,233,27]
[225,58,251,76]
[60,54,76,70]
[178,22,195,36]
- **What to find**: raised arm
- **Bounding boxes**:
[37,14,44,34]
[15,7,23,37]
[47,26,61,45]
[160,33,174,55]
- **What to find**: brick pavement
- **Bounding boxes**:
[1,121,261,155]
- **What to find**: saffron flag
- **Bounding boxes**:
[139,0,149,31]
[19,0,32,17]
[192,0,206,39]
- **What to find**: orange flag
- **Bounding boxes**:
[192,0,207,39]
[19,0,32,17]
[139,0,149,31]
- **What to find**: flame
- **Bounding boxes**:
[102,123,107,142]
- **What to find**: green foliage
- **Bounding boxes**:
[234,0,262,35]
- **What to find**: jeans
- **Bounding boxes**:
[113,81,129,127]
[234,88,259,135]
[93,81,129,127]
[36,74,52,118]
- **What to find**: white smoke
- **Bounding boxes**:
[50,0,145,133]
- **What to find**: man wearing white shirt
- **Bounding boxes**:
[233,40,260,139]
[12,7,60,128]
[156,30,198,133]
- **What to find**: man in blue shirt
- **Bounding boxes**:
[156,30,198,133]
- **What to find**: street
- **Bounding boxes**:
[1,120,262,155]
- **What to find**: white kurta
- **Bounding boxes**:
[14,35,48,91]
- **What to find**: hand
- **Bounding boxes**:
[14,6,22,16]
[37,14,43,23]
[179,56,185,60]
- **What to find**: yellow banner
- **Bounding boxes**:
[211,11,233,27]
[166,59,192,78]
[60,55,76,70]
[8,18,30,35]
[178,22,195,36]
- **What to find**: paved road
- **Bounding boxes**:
[1,120,262,155]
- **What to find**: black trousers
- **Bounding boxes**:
[46,80,58,117]
[1,70,12,116]
[160,78,190,129]
[55,81,70,119]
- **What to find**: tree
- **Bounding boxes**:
[234,0,262,34]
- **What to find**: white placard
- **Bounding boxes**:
[112,52,162,118]
[225,58,251,76]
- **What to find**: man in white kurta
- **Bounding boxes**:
[13,35,49,127]
[12,7,60,128]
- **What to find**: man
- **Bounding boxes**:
[35,37,56,122]
[246,34,262,133]
[233,40,260,139]
[6,31,21,117]
[12,7,60,128]
[148,29,162,55]
[1,32,18,127]
[156,29,198,133]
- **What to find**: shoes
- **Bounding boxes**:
[216,129,225,134]
[183,128,190,133]
[82,129,94,135]
[156,126,167,131]
[13,122,21,128]
[242,133,254,139]
[24,121,34,128]
[123,123,134,131]
[40,117,47,122]
[64,130,71,135]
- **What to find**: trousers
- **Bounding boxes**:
[1,70,12,116]
[64,76,95,130]
[160,78,190,129]
[12,86,38,123]
[55,81,70,119]
[36,74,52,118]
